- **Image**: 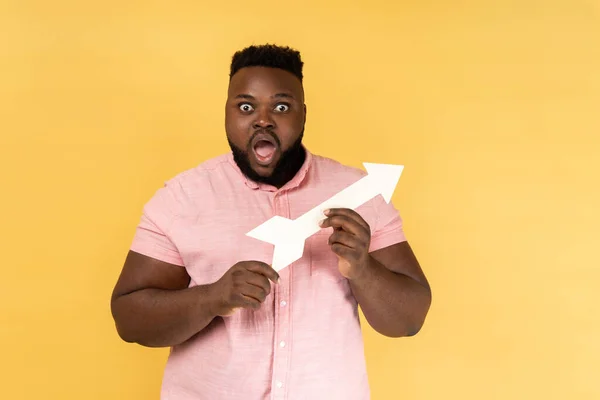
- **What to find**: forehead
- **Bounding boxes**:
[228,67,303,100]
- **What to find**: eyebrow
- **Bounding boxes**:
[234,93,295,100]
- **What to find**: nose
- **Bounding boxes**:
[252,107,275,130]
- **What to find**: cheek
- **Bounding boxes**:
[226,116,250,139]
[276,115,304,141]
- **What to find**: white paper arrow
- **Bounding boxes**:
[246,162,404,272]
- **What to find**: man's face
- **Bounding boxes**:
[225,66,306,188]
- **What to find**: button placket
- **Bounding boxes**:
[271,191,291,398]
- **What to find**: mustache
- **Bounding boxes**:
[250,129,281,148]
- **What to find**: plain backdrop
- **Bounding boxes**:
[1,0,599,399]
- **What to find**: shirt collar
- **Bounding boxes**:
[227,145,313,192]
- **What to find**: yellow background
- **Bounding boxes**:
[1,0,599,399]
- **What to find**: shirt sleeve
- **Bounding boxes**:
[368,195,407,252]
[130,179,185,267]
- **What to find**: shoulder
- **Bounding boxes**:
[147,152,232,211]
[309,153,367,183]
[163,152,232,191]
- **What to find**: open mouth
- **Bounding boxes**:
[251,133,279,166]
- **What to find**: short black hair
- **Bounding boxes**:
[229,44,304,82]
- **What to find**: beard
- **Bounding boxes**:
[228,129,306,188]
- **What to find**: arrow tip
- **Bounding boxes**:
[363,163,404,203]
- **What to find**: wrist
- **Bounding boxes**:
[347,255,378,283]
[195,283,224,318]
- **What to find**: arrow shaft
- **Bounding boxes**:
[246,162,403,272]
[295,174,377,237]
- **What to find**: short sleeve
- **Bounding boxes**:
[368,195,407,252]
[130,180,185,267]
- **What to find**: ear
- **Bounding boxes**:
[303,104,307,123]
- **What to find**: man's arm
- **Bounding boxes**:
[110,251,280,348]
[320,208,431,338]
[110,250,221,348]
[348,241,431,337]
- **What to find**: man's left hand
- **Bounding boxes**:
[319,208,371,280]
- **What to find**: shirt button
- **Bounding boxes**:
[276,381,283,388]
[279,341,286,348]
[280,300,287,307]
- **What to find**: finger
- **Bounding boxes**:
[234,293,262,310]
[328,230,361,250]
[238,282,269,304]
[330,242,357,261]
[320,215,367,237]
[244,261,280,284]
[244,273,272,296]
[324,208,370,232]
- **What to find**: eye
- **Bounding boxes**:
[274,104,289,112]
[239,103,254,112]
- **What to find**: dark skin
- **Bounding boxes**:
[111,254,279,347]
[110,66,430,348]
[320,208,431,337]
[225,66,308,188]
[110,66,304,347]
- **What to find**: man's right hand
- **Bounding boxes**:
[211,261,280,317]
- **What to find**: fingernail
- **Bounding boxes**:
[323,209,330,215]
[318,219,325,226]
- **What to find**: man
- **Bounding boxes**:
[110,44,431,400]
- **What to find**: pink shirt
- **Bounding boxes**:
[130,148,406,400]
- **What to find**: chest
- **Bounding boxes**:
[169,186,378,286]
